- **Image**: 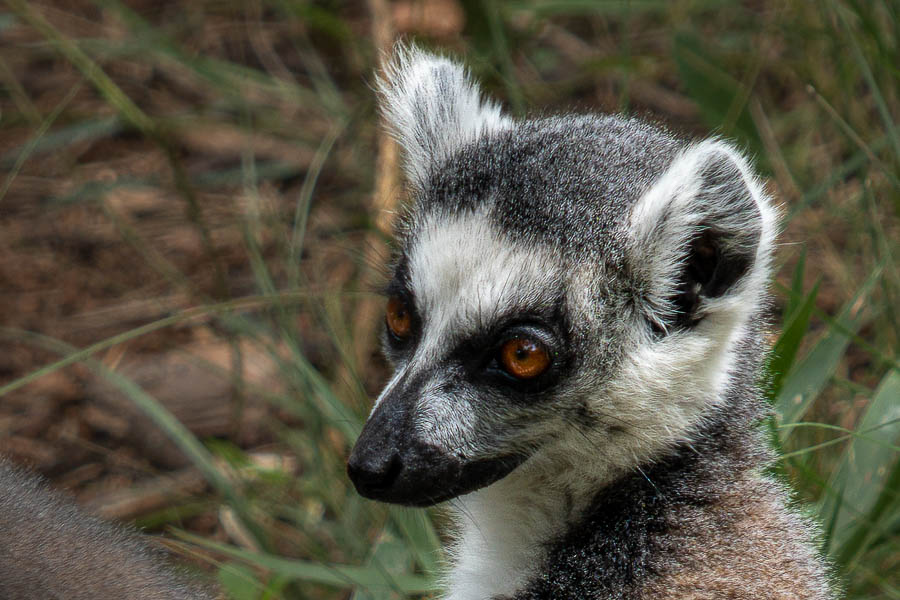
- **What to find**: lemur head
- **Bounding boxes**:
[347,46,777,507]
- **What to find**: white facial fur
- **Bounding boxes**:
[377,210,562,459]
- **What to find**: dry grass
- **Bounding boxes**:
[0,1,897,598]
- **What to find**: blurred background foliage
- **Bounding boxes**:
[0,0,897,598]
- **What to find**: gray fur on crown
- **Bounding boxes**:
[406,114,684,260]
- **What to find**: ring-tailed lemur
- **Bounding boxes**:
[347,46,836,600]
[0,458,216,599]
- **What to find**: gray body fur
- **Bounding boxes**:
[0,458,215,599]
[347,46,837,599]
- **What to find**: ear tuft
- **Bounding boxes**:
[628,140,777,332]
[376,43,512,190]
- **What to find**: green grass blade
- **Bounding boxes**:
[0,330,227,490]
[94,0,340,119]
[218,563,267,600]
[509,0,670,16]
[388,507,443,578]
[833,1,900,165]
[288,124,343,290]
[7,0,157,136]
[768,281,820,401]
[785,249,808,323]
[351,527,415,600]
[484,1,525,115]
[0,117,122,167]
[822,476,845,556]
[826,370,900,564]
[786,136,891,221]
[672,32,762,155]
[777,265,883,430]
[0,293,319,399]
[176,531,439,593]
[0,83,80,204]
[0,328,275,548]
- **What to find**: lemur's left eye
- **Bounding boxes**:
[498,338,551,380]
[386,296,412,339]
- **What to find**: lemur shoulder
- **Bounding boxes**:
[347,45,837,600]
[0,458,217,599]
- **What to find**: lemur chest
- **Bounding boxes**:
[444,488,658,600]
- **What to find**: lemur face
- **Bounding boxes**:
[347,47,775,506]
[349,211,572,505]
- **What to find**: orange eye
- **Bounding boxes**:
[386,296,412,339]
[499,338,551,380]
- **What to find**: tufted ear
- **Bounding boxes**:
[376,44,512,191]
[627,140,777,332]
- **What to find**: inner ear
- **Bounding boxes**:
[669,226,755,329]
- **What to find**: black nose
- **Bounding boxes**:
[347,448,403,497]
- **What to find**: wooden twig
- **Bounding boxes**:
[339,0,399,399]
[85,467,207,520]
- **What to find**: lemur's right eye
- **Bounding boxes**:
[386,296,412,339]
[498,338,551,380]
